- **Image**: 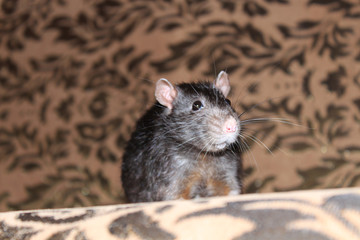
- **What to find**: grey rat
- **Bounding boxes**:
[121,71,243,203]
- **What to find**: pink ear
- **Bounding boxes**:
[155,78,178,110]
[215,71,231,97]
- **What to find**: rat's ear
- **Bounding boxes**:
[214,71,230,97]
[155,78,178,110]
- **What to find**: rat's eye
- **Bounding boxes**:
[225,99,231,105]
[192,100,203,111]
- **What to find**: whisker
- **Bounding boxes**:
[241,117,309,129]
[175,136,200,149]
[242,132,274,156]
[189,84,200,96]
[195,136,213,161]
[239,134,259,169]
[154,103,167,109]
[244,127,293,157]
[238,96,288,118]
[212,55,217,80]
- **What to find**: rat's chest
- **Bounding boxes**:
[176,154,237,199]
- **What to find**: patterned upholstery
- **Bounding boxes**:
[1,188,360,240]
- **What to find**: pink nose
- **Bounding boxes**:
[224,117,237,133]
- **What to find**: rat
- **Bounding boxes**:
[121,71,243,203]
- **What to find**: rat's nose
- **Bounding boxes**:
[224,117,237,133]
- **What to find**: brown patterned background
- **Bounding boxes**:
[0,0,360,211]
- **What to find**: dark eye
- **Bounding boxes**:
[192,100,203,111]
[225,99,231,105]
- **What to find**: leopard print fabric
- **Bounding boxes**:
[1,0,360,211]
[0,188,360,240]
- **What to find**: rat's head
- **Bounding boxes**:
[155,71,240,153]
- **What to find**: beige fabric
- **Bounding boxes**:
[1,188,360,239]
[0,0,360,211]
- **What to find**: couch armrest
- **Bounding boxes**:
[1,188,359,240]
